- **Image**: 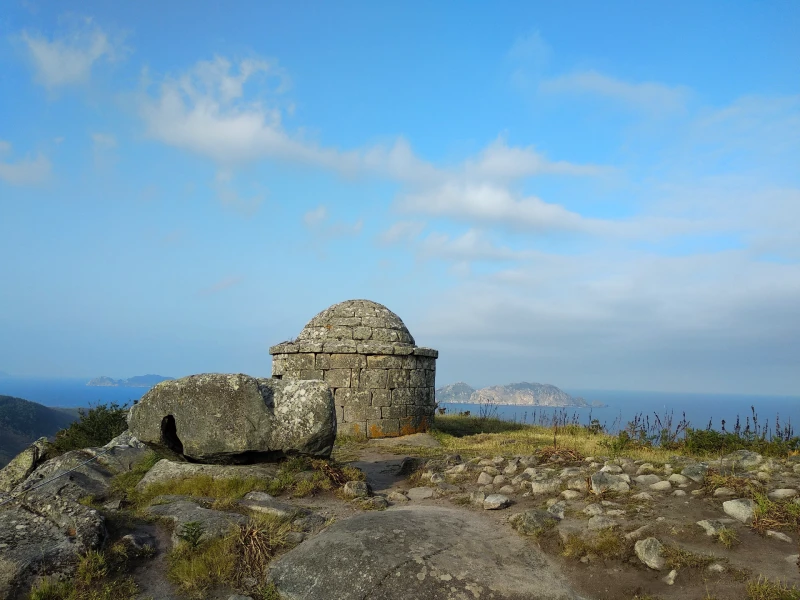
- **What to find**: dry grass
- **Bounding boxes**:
[702,471,764,497]
[561,528,632,560]
[716,526,741,549]
[746,576,800,600]
[662,545,716,570]
[168,513,292,599]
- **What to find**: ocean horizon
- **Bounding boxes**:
[1,376,798,438]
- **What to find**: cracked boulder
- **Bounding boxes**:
[128,374,336,463]
[268,505,581,600]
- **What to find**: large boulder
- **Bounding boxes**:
[268,505,582,600]
[128,374,336,463]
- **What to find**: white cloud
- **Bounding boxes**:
[302,203,362,240]
[399,182,610,234]
[540,70,689,115]
[303,205,328,228]
[0,141,51,185]
[377,220,426,245]
[91,133,117,149]
[21,19,121,88]
[418,230,535,263]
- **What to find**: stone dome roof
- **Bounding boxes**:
[297,299,415,346]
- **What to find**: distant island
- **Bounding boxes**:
[436,382,605,408]
[86,374,174,388]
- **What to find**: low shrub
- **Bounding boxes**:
[51,402,129,454]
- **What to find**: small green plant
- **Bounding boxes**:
[717,526,740,549]
[178,521,205,548]
[28,548,141,600]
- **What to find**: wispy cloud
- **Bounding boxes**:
[540,70,690,115]
[199,275,243,296]
[377,220,426,245]
[302,204,363,239]
[0,140,51,185]
[21,17,123,88]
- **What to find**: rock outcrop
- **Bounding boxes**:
[0,432,147,600]
[268,505,582,600]
[128,374,336,463]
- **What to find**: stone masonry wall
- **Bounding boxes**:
[271,341,437,438]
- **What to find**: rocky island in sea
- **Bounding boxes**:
[436,381,605,407]
[86,374,174,388]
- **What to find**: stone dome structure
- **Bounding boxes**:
[270,299,438,438]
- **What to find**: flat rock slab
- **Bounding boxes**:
[135,460,279,492]
[269,505,582,600]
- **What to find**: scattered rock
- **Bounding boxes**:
[477,472,494,485]
[529,481,561,495]
[707,563,726,573]
[767,488,798,500]
[240,492,310,519]
[591,472,630,494]
[668,473,690,485]
[723,498,758,525]
[634,474,661,486]
[696,519,735,536]
[561,490,582,500]
[584,503,604,516]
[663,569,678,585]
[510,509,559,536]
[483,494,511,510]
[406,487,435,501]
[649,481,672,492]
[766,530,793,543]
[547,501,566,520]
[588,516,618,530]
[624,525,651,541]
[681,464,708,483]
[342,480,371,499]
[635,537,666,570]
[387,491,409,502]
[713,487,736,498]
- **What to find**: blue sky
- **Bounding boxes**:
[1,1,798,395]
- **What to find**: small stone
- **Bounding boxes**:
[406,487,434,501]
[713,487,736,498]
[624,525,651,541]
[707,563,726,573]
[387,491,409,502]
[561,490,582,500]
[445,463,468,474]
[342,481,371,499]
[498,485,516,495]
[768,489,798,500]
[635,537,666,570]
[583,503,604,516]
[470,491,486,505]
[477,472,494,485]
[483,494,511,510]
[632,492,653,501]
[766,530,793,543]
[672,490,686,497]
[591,472,630,494]
[787,554,800,565]
[509,509,558,536]
[493,475,506,486]
[634,474,661,486]
[529,481,561,495]
[588,516,617,530]
[635,463,657,475]
[600,464,623,474]
[668,473,690,485]
[723,498,757,524]
[663,569,678,585]
[547,501,566,520]
[691,489,704,496]
[605,509,625,517]
[696,519,735,536]
[650,481,672,492]
[681,464,708,483]
[482,466,500,476]
[429,473,445,484]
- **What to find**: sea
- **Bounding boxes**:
[1,377,798,438]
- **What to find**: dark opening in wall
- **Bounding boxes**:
[160,414,184,455]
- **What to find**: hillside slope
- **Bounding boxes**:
[0,395,78,467]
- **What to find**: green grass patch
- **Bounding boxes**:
[28,544,147,600]
[167,513,291,599]
[753,493,800,535]
[561,528,632,560]
[746,576,800,600]
[109,450,162,497]
[662,545,716,570]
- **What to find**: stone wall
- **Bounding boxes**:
[271,341,437,438]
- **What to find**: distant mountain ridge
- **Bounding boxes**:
[436,381,601,407]
[0,395,78,468]
[87,374,173,388]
